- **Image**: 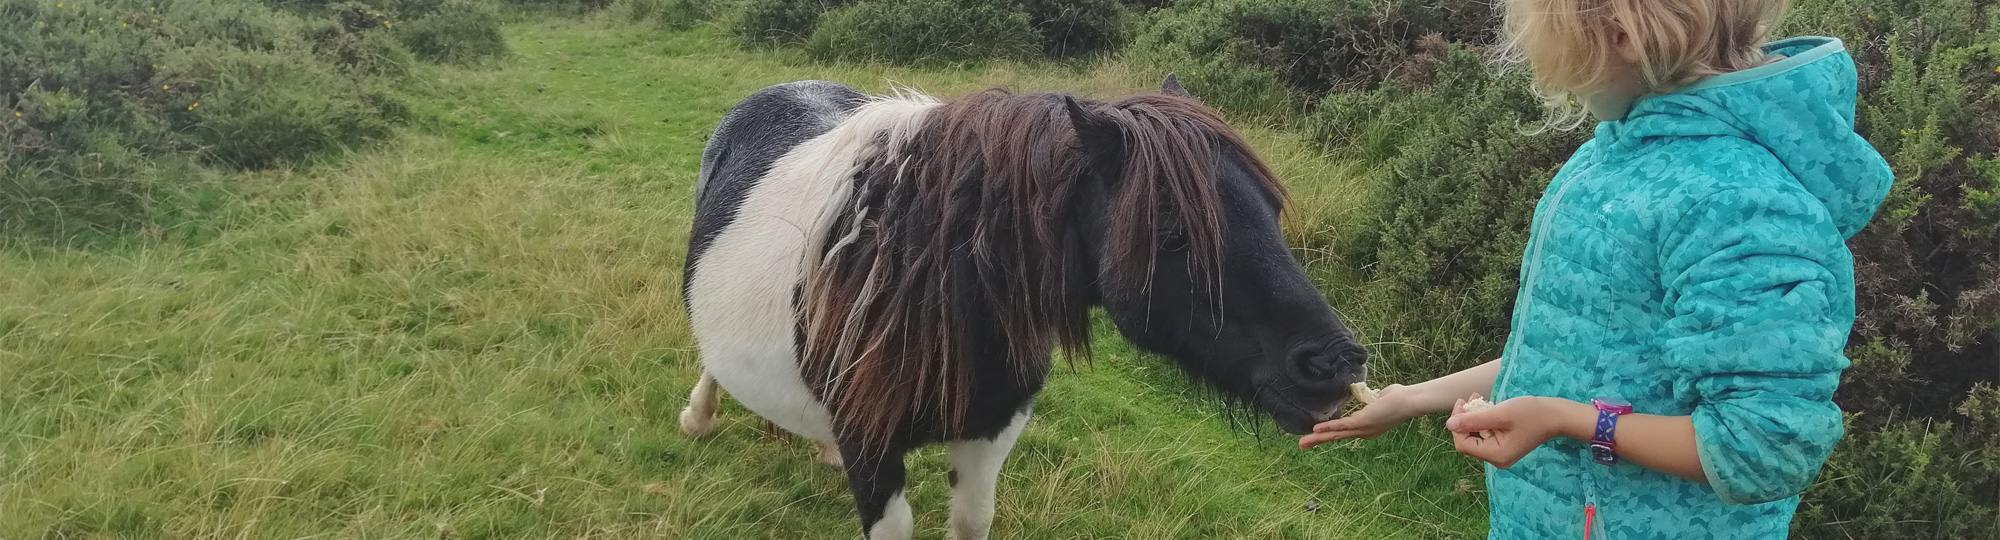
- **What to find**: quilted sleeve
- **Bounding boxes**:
[1656,186,1853,505]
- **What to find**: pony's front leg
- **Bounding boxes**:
[947,408,1031,540]
[841,442,912,540]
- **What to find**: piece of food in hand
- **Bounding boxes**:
[1461,397,1494,412]
[1457,396,1496,439]
[1349,382,1381,404]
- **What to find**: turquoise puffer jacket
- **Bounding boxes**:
[1486,37,1892,539]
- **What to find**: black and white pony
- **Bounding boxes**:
[678,76,1367,540]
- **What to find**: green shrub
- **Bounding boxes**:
[612,0,714,29]
[397,0,509,64]
[724,0,1123,60]
[498,0,614,14]
[1130,0,1498,116]
[1796,382,2000,538]
[805,0,1039,64]
[1,0,409,240]
[1019,0,1122,57]
[1305,46,1586,379]
[723,0,850,47]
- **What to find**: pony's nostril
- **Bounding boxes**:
[1293,341,1366,381]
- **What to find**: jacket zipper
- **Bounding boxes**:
[1495,156,1607,399]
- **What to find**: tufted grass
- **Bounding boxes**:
[0,17,1487,539]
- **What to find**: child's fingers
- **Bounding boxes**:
[1299,428,1371,449]
[1311,419,1351,433]
[1447,405,1510,433]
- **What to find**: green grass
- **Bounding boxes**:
[0,17,1486,539]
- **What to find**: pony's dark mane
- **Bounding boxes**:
[800,89,1284,450]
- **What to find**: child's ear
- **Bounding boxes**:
[1611,25,1643,64]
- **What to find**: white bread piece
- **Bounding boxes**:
[1462,397,1494,412]
[1458,397,1496,439]
[1349,382,1382,404]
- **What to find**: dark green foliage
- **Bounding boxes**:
[723,0,850,47]
[398,0,510,64]
[0,0,397,240]
[0,0,504,242]
[1130,0,1498,116]
[805,0,1040,64]
[1019,0,1122,57]
[724,0,1123,61]
[498,0,614,13]
[1305,46,1586,379]
[613,0,715,30]
[1779,2,2000,537]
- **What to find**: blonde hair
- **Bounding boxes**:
[1501,0,1791,128]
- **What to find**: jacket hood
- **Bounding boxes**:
[1600,37,1894,238]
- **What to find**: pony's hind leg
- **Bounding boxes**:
[841,442,913,540]
[946,408,1031,540]
[679,370,721,437]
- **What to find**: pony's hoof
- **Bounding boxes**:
[679,406,716,438]
[815,442,844,468]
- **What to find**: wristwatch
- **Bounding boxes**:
[1590,398,1633,466]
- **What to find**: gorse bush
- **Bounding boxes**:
[723,0,847,46]
[724,0,1124,60]
[1307,44,1587,380]
[612,0,715,29]
[1018,0,1122,57]
[1779,1,2000,536]
[1130,0,1498,115]
[396,0,509,64]
[0,0,504,242]
[805,0,1040,64]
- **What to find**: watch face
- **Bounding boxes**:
[1593,398,1633,413]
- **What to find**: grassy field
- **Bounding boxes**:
[0,18,1488,539]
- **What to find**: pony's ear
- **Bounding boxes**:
[1063,96,1124,174]
[1161,73,1192,99]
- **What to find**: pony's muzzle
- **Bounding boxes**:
[1289,339,1368,385]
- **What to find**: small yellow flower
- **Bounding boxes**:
[1866,14,1875,20]
[188,103,199,111]
[13,112,19,117]
[163,85,170,90]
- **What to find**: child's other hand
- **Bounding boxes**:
[1299,384,1411,450]
[1447,396,1570,468]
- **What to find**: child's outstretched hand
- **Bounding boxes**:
[1447,396,1567,469]
[1299,384,1412,449]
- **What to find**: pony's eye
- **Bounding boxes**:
[1160,231,1188,252]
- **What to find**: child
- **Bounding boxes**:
[1298,0,1892,538]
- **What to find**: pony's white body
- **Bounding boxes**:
[680,90,1020,540]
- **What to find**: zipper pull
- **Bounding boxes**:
[1583,504,1597,540]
